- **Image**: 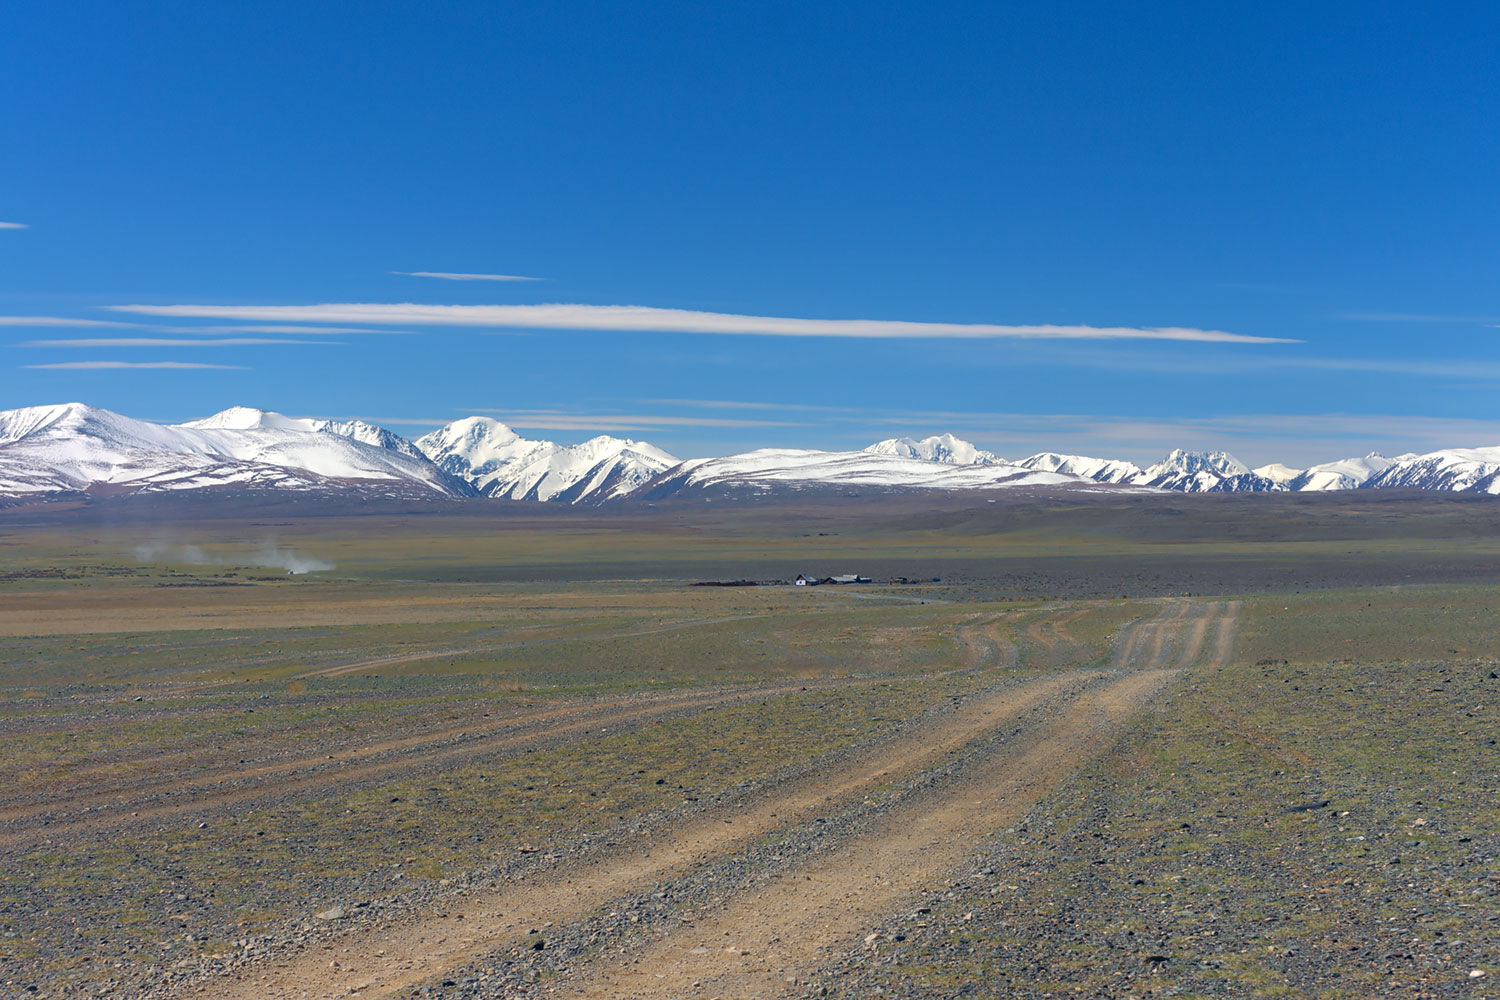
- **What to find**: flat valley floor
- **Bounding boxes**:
[0,491,1496,998]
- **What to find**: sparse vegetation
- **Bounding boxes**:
[1,494,1496,998]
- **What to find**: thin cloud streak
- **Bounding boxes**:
[155,325,404,335]
[645,397,868,414]
[0,222,28,230]
[1345,312,1500,324]
[25,338,335,347]
[392,271,544,282]
[0,316,137,328]
[641,397,792,411]
[108,303,1295,344]
[24,361,246,370]
[471,409,809,431]
[1037,351,1500,381]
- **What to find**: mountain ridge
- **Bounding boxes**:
[5,403,1500,502]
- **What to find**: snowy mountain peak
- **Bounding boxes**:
[865,434,1000,466]
[181,406,309,431]
[180,407,426,459]
[1153,449,1250,477]
[1253,463,1304,485]
[415,417,522,460]
[1018,453,1144,484]
[414,418,677,503]
[0,402,98,444]
[0,402,465,498]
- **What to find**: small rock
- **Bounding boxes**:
[315,907,345,921]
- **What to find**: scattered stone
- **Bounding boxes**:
[1285,799,1331,813]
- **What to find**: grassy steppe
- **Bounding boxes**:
[1,493,1498,997]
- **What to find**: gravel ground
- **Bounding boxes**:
[808,659,1499,999]
[0,670,1028,999]
[287,674,1084,1000]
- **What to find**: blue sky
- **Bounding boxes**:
[3,1,1498,466]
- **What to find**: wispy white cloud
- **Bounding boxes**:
[155,325,402,335]
[23,361,246,370]
[0,316,137,328]
[645,397,862,414]
[25,337,334,347]
[641,397,791,411]
[392,271,544,282]
[471,409,808,431]
[107,302,1295,344]
[1345,312,1500,324]
[0,222,28,230]
[1278,357,1500,379]
[1024,349,1500,382]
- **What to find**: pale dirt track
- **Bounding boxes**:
[577,670,1178,1000]
[0,673,908,849]
[186,599,1236,1000]
[198,671,1085,1000]
[296,613,776,679]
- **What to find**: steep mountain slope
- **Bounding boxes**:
[865,434,1001,466]
[1017,452,1144,484]
[1289,453,1407,491]
[415,417,677,502]
[185,406,428,460]
[0,403,467,497]
[1135,449,1283,492]
[1252,462,1304,487]
[1363,448,1500,494]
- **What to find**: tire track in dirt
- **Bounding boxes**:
[1020,606,1088,668]
[1109,601,1183,669]
[1172,601,1215,669]
[0,674,900,850]
[954,613,1020,671]
[191,602,1228,1000]
[1211,600,1241,666]
[297,614,775,679]
[569,669,1180,1000]
[0,689,721,827]
[190,671,1091,1000]
[1140,600,1190,666]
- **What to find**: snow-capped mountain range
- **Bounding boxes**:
[0,403,465,498]
[634,448,1074,501]
[865,434,1001,466]
[415,417,676,502]
[5,404,1500,503]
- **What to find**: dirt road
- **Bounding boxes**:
[182,598,1230,1000]
[0,673,913,849]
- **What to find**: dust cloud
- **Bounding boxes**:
[133,540,333,574]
